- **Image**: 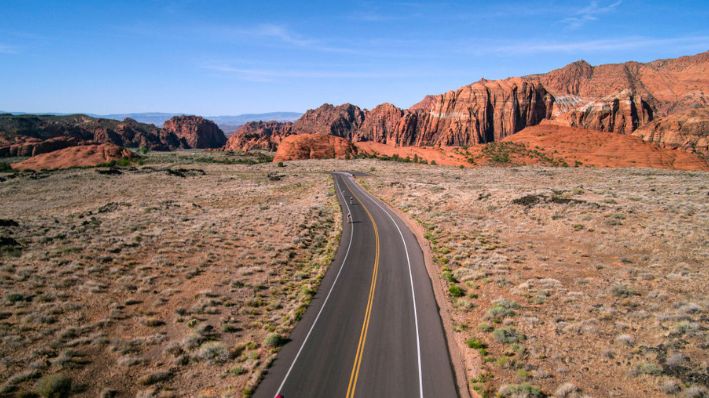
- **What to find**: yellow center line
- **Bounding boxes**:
[345,179,380,398]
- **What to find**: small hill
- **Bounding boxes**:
[12,143,135,171]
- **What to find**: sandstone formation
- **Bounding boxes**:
[224,121,294,152]
[162,115,227,149]
[224,51,708,156]
[292,103,365,138]
[0,136,81,157]
[632,107,709,154]
[0,114,230,157]
[273,134,356,162]
[11,143,136,171]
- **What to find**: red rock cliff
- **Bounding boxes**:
[225,121,293,152]
[162,116,227,149]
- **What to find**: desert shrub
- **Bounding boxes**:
[497,383,544,398]
[493,327,524,344]
[449,285,465,297]
[277,161,285,167]
[486,299,519,322]
[0,162,12,172]
[466,338,487,350]
[611,284,637,298]
[264,333,286,348]
[35,374,71,398]
[632,362,662,376]
[198,341,230,364]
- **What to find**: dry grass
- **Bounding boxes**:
[0,155,341,397]
[352,161,708,397]
[2,154,707,397]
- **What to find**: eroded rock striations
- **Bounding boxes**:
[162,115,227,149]
[224,121,294,152]
[0,114,227,157]
[228,51,709,156]
[273,133,356,161]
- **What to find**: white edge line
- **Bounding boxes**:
[275,172,355,396]
[345,176,424,398]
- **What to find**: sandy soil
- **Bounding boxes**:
[353,161,709,398]
[0,156,341,397]
[2,154,707,398]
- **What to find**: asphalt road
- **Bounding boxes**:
[254,172,458,398]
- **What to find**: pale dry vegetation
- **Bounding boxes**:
[354,161,708,398]
[0,155,341,397]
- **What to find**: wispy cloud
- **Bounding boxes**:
[201,63,451,82]
[486,35,709,55]
[202,64,389,82]
[562,0,622,29]
[0,43,17,54]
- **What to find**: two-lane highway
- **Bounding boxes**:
[254,172,458,398]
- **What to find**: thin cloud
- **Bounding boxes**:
[0,43,17,54]
[201,63,449,82]
[488,35,709,55]
[563,0,622,30]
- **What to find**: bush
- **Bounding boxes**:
[277,161,285,167]
[497,383,544,398]
[448,285,465,297]
[264,333,286,348]
[0,162,13,172]
[466,338,487,350]
[486,299,519,322]
[492,327,524,344]
[197,341,230,364]
[35,374,71,398]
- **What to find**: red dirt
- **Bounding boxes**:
[503,123,708,171]
[12,143,135,171]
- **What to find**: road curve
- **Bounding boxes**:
[253,172,458,398]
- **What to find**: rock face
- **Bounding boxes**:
[224,121,294,152]
[0,114,229,157]
[292,103,365,138]
[11,143,135,171]
[226,52,708,155]
[162,116,227,149]
[554,89,654,134]
[633,107,709,154]
[398,77,554,146]
[0,136,81,157]
[273,134,356,162]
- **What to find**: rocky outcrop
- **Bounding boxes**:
[632,106,709,154]
[555,89,654,134]
[162,116,227,149]
[404,78,554,145]
[224,121,293,152]
[11,143,136,171]
[0,114,230,157]
[273,134,356,162]
[292,103,365,138]
[0,136,81,157]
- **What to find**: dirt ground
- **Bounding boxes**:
[0,157,341,397]
[1,155,707,398]
[354,161,709,398]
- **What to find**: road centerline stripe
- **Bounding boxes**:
[345,177,381,398]
[274,174,355,397]
[350,177,425,398]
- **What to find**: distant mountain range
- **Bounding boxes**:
[0,111,302,135]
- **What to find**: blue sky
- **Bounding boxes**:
[1,0,707,115]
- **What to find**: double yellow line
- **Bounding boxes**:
[345,180,380,398]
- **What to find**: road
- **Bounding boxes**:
[254,172,458,398]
